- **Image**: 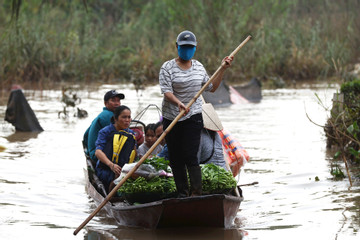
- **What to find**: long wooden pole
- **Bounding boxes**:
[73,35,251,235]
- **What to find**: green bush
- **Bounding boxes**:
[325,79,360,164]
[341,79,360,107]
[1,1,360,86]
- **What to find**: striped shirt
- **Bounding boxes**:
[159,59,212,121]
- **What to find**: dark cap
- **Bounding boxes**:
[176,30,197,46]
[104,90,125,101]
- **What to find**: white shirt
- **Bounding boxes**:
[159,59,212,121]
[137,143,163,159]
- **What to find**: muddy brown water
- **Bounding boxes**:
[0,83,359,240]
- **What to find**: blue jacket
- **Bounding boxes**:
[85,107,114,161]
[95,124,135,192]
[95,124,136,168]
[157,144,169,160]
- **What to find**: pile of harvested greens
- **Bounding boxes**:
[118,176,176,194]
[143,157,171,172]
[117,157,176,202]
[201,164,237,194]
[117,159,237,201]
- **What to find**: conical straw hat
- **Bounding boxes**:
[202,103,223,131]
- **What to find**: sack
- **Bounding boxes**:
[218,129,249,177]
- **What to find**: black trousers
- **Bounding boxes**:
[163,113,203,169]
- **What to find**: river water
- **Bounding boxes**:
[0,82,359,240]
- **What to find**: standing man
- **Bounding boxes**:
[159,30,233,197]
[83,90,125,164]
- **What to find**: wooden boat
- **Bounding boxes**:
[232,77,262,103]
[202,78,262,106]
[84,158,243,228]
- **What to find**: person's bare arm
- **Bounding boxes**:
[210,56,234,92]
[164,92,189,115]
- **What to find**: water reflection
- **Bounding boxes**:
[85,227,245,240]
[5,131,41,142]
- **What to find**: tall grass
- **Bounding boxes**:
[0,0,359,89]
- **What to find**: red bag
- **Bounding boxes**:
[218,129,249,177]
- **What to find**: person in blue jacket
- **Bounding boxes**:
[95,105,136,192]
[83,90,124,164]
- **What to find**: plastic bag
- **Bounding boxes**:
[114,163,173,185]
[218,129,250,177]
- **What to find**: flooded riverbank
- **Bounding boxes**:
[0,83,359,240]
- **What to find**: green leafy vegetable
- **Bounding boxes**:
[118,176,176,194]
[143,156,171,172]
[118,162,237,196]
[201,164,237,193]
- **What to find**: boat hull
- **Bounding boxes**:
[84,159,243,228]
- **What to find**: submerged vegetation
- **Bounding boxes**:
[1,0,360,89]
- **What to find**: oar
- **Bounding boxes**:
[73,35,251,235]
[238,181,258,187]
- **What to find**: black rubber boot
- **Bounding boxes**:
[188,166,202,196]
[171,167,189,198]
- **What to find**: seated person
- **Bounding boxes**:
[95,105,136,192]
[155,121,169,161]
[83,90,124,164]
[154,121,166,146]
[197,103,227,170]
[137,123,163,159]
[197,128,227,170]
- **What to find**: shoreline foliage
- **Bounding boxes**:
[325,79,360,179]
[1,0,360,89]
